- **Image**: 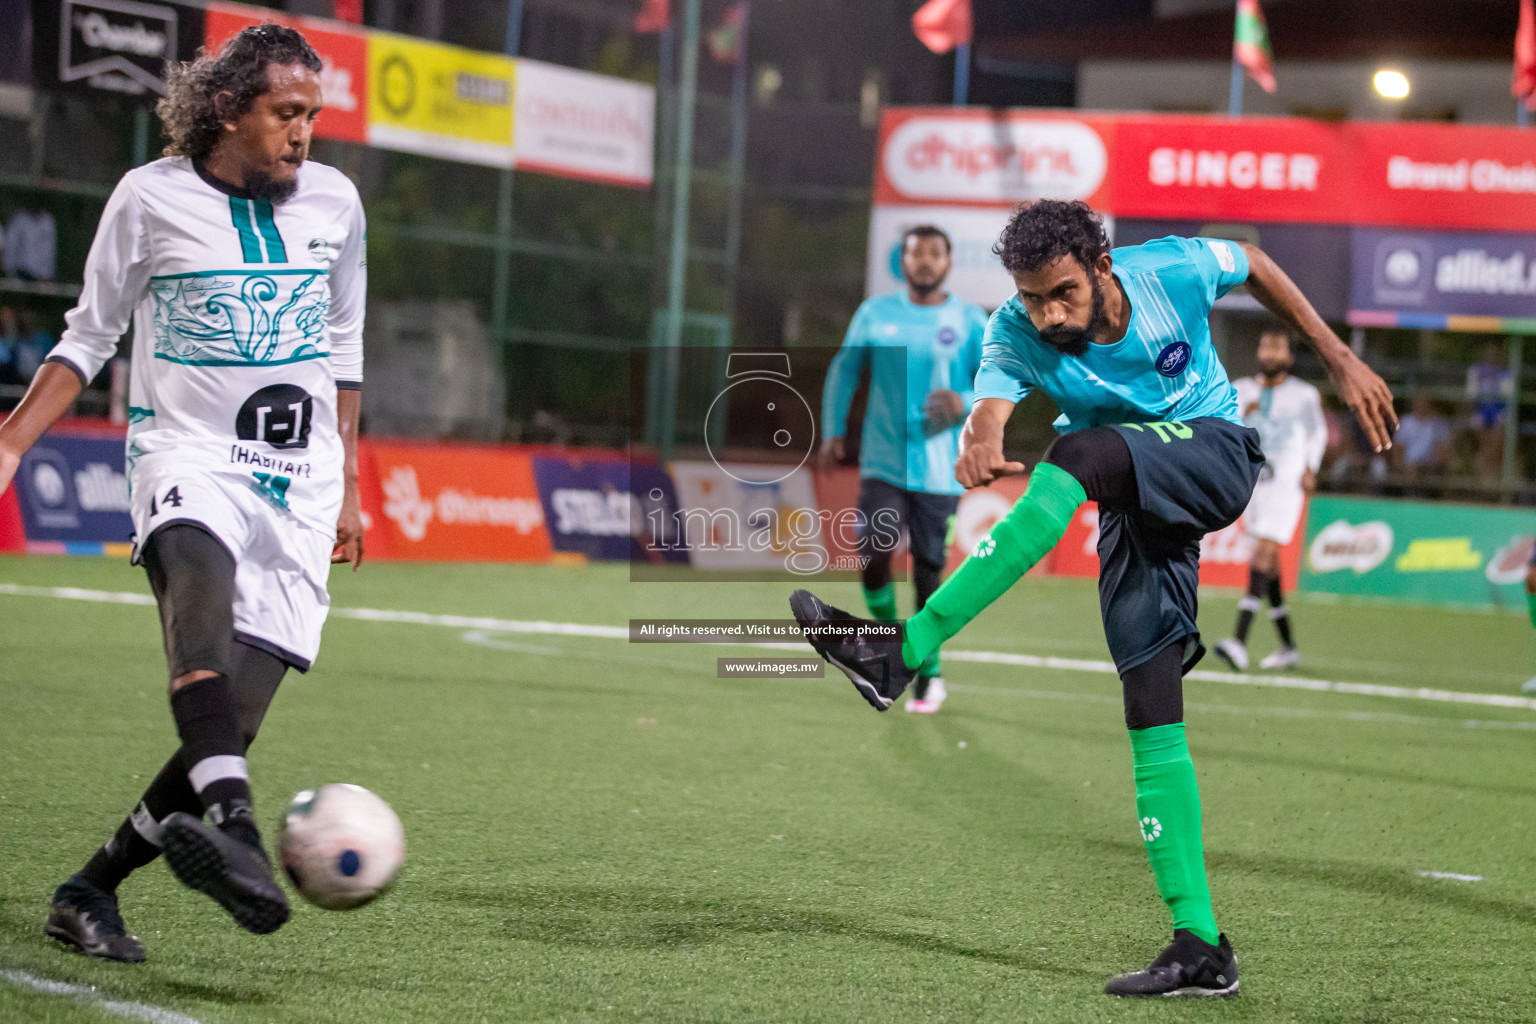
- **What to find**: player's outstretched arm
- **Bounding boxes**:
[955,397,1025,488]
[1240,242,1397,452]
[332,388,364,570]
[0,363,85,495]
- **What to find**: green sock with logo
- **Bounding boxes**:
[1129,723,1219,945]
[900,463,1085,670]
[863,583,898,623]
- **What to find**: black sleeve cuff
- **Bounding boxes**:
[336,380,363,391]
[44,355,89,388]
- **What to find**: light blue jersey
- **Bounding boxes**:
[973,236,1248,433]
[823,292,988,496]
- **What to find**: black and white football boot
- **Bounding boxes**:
[789,589,914,711]
[160,812,289,934]
[1104,929,1239,998]
[45,874,147,963]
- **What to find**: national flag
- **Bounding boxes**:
[635,0,670,34]
[707,3,748,64]
[1233,0,1277,93]
[1515,0,1536,105]
[911,0,971,55]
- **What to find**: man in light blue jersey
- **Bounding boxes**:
[819,225,987,713]
[793,201,1396,996]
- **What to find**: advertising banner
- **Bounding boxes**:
[531,456,685,564]
[1348,227,1536,328]
[1051,501,1303,591]
[667,461,826,574]
[12,432,133,552]
[1301,494,1532,609]
[1346,122,1536,234]
[366,31,516,167]
[1109,115,1350,226]
[866,203,1027,309]
[205,2,368,143]
[30,0,206,104]
[874,108,1115,210]
[513,59,654,187]
[364,440,550,561]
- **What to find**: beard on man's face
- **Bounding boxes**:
[1258,357,1293,378]
[1039,276,1105,358]
[245,165,301,203]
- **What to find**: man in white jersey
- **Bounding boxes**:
[0,26,364,960]
[1214,329,1325,671]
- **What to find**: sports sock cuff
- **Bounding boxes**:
[1024,462,1088,526]
[187,755,250,794]
[863,584,898,622]
[1268,605,1290,619]
[1237,595,1262,612]
[1129,722,1189,766]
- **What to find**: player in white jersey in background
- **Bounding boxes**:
[0,25,365,961]
[1214,328,1325,671]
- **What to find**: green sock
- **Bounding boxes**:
[900,463,1085,670]
[1527,591,1536,630]
[1129,723,1219,945]
[863,583,898,623]
[918,649,942,677]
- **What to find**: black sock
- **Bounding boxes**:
[170,675,258,844]
[78,753,201,893]
[1234,569,1272,644]
[1267,575,1294,647]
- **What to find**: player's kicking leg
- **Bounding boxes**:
[47,640,287,959]
[905,491,958,712]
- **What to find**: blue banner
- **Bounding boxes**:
[13,433,133,547]
[531,457,686,564]
[1350,227,1536,322]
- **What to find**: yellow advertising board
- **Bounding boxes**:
[366,32,516,167]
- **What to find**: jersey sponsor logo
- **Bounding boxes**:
[236,384,313,450]
[230,445,315,479]
[308,237,336,266]
[1154,342,1192,377]
[936,326,958,347]
[1203,238,1237,273]
[1307,519,1393,573]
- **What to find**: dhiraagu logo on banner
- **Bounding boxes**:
[367,32,515,167]
[1301,495,1533,610]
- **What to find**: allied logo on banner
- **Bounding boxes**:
[58,0,179,97]
[882,116,1107,204]
[1373,236,1432,304]
[1308,519,1394,573]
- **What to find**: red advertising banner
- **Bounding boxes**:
[1108,115,1353,225]
[1050,501,1303,591]
[875,107,1116,210]
[877,108,1536,234]
[360,440,551,562]
[1344,122,1536,233]
[206,3,369,144]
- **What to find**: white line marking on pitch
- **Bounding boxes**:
[1,967,208,1024]
[1418,871,1483,882]
[5,582,1535,714]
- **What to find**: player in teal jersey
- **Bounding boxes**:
[793,201,1396,997]
[819,225,986,713]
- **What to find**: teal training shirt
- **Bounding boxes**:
[973,236,1248,433]
[822,291,988,496]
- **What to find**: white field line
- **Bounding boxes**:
[4,582,1536,714]
[1417,871,1484,882]
[1,967,207,1024]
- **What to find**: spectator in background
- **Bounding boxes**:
[11,308,54,383]
[1467,341,1513,480]
[2,207,57,281]
[1391,390,1453,494]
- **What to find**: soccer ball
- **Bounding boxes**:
[278,784,405,910]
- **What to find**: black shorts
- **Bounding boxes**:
[1097,417,1264,675]
[855,477,959,569]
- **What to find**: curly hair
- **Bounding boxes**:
[992,199,1110,275]
[157,24,322,162]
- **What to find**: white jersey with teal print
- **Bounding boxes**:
[822,292,987,496]
[47,156,366,537]
[973,236,1246,433]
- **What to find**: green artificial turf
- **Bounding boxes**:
[2,553,1536,1022]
